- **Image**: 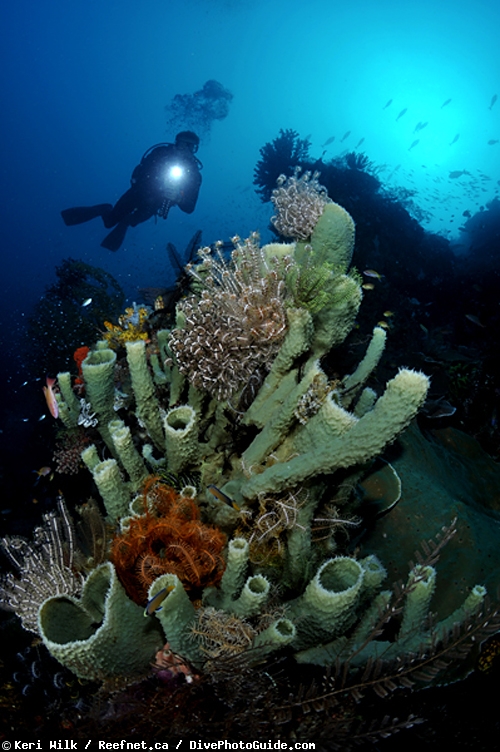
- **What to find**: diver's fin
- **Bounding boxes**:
[100,222,128,252]
[61,204,113,226]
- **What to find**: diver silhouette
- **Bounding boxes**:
[61,131,202,251]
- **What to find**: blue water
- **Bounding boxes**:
[0,0,498,344]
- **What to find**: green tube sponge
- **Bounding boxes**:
[150,353,168,386]
[229,575,270,618]
[109,418,148,489]
[252,618,296,658]
[148,574,202,667]
[56,372,81,427]
[341,327,387,408]
[142,443,166,471]
[164,405,199,474]
[125,340,165,451]
[243,307,313,426]
[219,537,249,602]
[38,562,163,681]
[353,387,377,417]
[290,557,365,649]
[241,369,429,499]
[309,201,355,270]
[81,444,100,472]
[242,361,326,469]
[309,274,362,358]
[435,584,486,637]
[203,537,250,611]
[156,328,171,365]
[360,554,387,597]
[398,565,436,642]
[92,459,131,522]
[81,348,117,450]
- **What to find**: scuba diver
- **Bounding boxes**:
[61,131,202,251]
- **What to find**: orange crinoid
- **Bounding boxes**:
[110,477,226,604]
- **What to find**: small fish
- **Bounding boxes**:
[363,269,383,280]
[441,98,452,108]
[362,282,375,290]
[207,484,240,511]
[419,324,429,335]
[377,320,390,329]
[487,139,499,146]
[81,298,92,307]
[383,311,394,318]
[422,397,456,419]
[449,133,460,146]
[354,137,365,149]
[33,466,54,484]
[395,108,407,121]
[465,313,486,328]
[489,94,498,110]
[340,130,351,142]
[414,121,428,133]
[144,585,174,617]
[383,99,393,109]
[462,209,471,218]
[449,169,470,179]
[43,377,59,419]
[321,136,336,147]
[408,139,420,151]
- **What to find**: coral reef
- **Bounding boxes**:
[4,174,499,745]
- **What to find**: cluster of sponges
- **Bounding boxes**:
[31,177,448,686]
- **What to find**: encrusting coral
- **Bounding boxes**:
[2,171,498,742]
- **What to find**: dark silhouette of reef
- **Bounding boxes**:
[254,130,500,460]
[26,258,125,378]
[254,128,311,201]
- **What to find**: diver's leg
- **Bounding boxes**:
[61,204,113,226]
[100,223,129,252]
[104,189,138,227]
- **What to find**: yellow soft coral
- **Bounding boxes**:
[103,306,150,349]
